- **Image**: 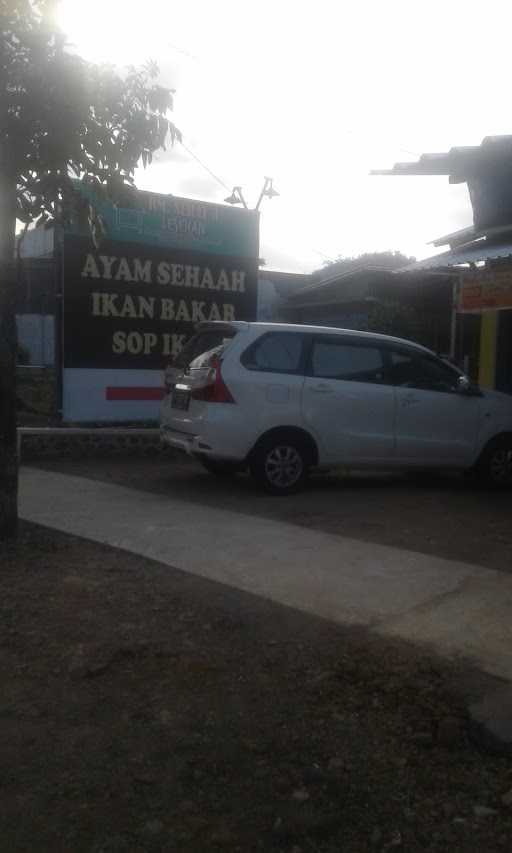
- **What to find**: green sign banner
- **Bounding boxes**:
[69,184,260,260]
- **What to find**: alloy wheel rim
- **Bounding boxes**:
[265,445,303,489]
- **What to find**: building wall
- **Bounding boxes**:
[257,278,288,321]
[19,226,55,259]
[456,308,512,393]
[257,272,309,322]
[17,314,55,366]
[496,310,512,393]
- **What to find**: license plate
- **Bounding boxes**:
[171,389,190,411]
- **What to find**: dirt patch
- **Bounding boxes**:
[2,523,512,852]
[32,455,512,574]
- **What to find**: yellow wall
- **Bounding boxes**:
[478,310,498,388]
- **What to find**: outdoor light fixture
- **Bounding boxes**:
[255,177,280,211]
[223,186,248,209]
[224,178,280,211]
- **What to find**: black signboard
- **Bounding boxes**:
[62,234,259,370]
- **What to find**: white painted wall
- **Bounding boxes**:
[62,368,164,422]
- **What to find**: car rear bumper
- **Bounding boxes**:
[160,425,241,460]
[160,425,203,455]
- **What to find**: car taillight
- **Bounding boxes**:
[191,357,235,403]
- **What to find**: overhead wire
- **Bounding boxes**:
[179,140,232,193]
[178,132,418,272]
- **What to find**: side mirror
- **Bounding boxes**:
[457,375,482,396]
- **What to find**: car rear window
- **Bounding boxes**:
[174,329,236,370]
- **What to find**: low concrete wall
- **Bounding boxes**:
[18,428,177,461]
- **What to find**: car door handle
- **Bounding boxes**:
[311,383,334,393]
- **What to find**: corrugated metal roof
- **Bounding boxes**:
[292,265,394,298]
[430,222,512,248]
[371,135,512,179]
[398,241,512,272]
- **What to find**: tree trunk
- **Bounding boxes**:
[0,166,18,540]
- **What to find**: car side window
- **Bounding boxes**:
[310,338,385,383]
[388,349,460,392]
[241,332,305,374]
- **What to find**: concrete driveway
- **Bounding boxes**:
[29,455,512,574]
[20,464,512,683]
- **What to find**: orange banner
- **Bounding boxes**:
[459,267,512,312]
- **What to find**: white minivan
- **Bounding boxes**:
[160,321,512,494]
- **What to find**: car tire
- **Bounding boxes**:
[476,436,512,489]
[199,458,241,477]
[250,435,309,495]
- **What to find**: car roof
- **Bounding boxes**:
[196,320,436,356]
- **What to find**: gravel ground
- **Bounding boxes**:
[31,455,512,574]
[2,523,512,853]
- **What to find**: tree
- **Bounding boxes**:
[0,0,181,538]
[318,250,415,276]
[313,250,437,343]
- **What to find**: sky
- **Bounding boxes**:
[57,0,512,273]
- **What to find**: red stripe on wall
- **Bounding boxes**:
[105,387,165,401]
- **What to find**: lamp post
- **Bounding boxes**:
[224,177,279,211]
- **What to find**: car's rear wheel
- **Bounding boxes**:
[250,436,309,495]
[476,436,512,489]
[199,458,241,477]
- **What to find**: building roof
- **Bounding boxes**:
[398,240,512,272]
[371,135,512,183]
[286,266,396,307]
[430,222,512,248]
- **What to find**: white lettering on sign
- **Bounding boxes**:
[191,301,206,322]
[91,293,157,319]
[81,254,101,278]
[99,256,117,279]
[159,298,174,320]
[91,292,236,325]
[133,258,152,283]
[162,333,186,357]
[138,296,155,319]
[200,268,214,290]
[90,292,119,317]
[115,257,133,282]
[91,292,103,316]
[232,269,246,293]
[83,253,248,292]
[112,331,161,355]
[217,270,230,291]
[119,295,137,318]
[170,263,184,286]
[175,300,190,322]
[185,266,200,288]
[112,330,125,354]
[157,261,170,284]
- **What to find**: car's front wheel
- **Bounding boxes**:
[250,436,309,495]
[476,436,512,489]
